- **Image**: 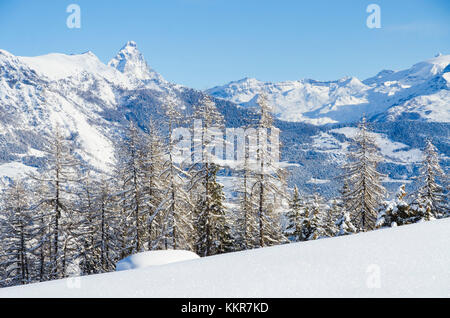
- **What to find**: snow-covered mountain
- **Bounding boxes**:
[206,55,450,124]
[0,42,213,174]
[0,42,448,197]
[108,41,166,84]
[1,218,449,297]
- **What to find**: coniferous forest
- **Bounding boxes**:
[0,96,448,288]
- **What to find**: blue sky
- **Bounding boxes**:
[0,0,449,89]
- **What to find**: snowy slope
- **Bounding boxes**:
[1,218,449,297]
[0,42,193,177]
[207,55,450,124]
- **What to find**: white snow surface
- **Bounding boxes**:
[330,127,423,163]
[1,218,449,298]
[19,52,130,86]
[116,250,200,271]
[0,162,37,179]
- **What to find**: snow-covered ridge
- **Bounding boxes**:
[19,51,125,83]
[1,218,448,297]
[207,54,450,124]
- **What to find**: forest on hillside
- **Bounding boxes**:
[0,95,448,288]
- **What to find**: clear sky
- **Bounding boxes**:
[1,0,449,89]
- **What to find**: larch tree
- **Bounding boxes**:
[29,126,83,279]
[413,139,447,220]
[342,117,386,231]
[140,119,166,250]
[156,100,194,251]
[284,185,304,242]
[235,143,258,250]
[251,93,288,247]
[0,179,32,287]
[189,95,228,256]
[115,121,146,255]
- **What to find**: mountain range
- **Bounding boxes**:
[0,41,448,197]
[207,54,450,125]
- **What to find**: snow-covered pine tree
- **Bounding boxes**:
[377,184,417,228]
[322,199,340,237]
[302,193,327,240]
[209,165,234,255]
[0,179,32,287]
[27,179,52,283]
[234,144,258,250]
[156,101,194,251]
[29,126,83,279]
[251,93,288,247]
[74,172,121,275]
[334,182,357,236]
[140,119,166,250]
[75,172,100,275]
[114,173,134,260]
[342,117,386,232]
[114,121,146,255]
[335,210,357,236]
[95,177,120,272]
[412,139,447,220]
[189,95,228,256]
[284,186,304,242]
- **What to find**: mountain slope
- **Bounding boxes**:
[1,218,449,297]
[0,43,208,174]
[0,43,448,198]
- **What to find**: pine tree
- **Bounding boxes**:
[342,117,386,231]
[335,210,357,236]
[209,167,234,254]
[334,183,357,236]
[29,126,83,279]
[250,93,288,247]
[413,139,447,220]
[115,121,146,255]
[0,179,32,286]
[96,177,119,272]
[303,193,327,240]
[27,179,52,282]
[156,100,194,251]
[75,173,99,275]
[141,120,166,250]
[323,199,340,237]
[235,147,258,250]
[377,184,417,228]
[284,186,304,242]
[189,95,227,256]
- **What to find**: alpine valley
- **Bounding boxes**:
[0,41,449,197]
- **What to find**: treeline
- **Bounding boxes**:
[0,96,448,288]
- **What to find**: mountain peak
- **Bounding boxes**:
[124,40,137,48]
[108,41,164,82]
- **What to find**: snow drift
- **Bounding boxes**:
[0,218,449,298]
[116,250,200,271]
